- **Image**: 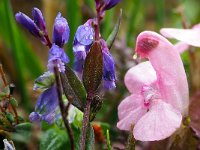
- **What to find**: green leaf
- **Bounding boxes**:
[33,72,55,91]
[0,85,10,99]
[12,122,33,143]
[61,65,86,111]
[5,112,14,123]
[40,127,69,150]
[85,124,95,150]
[106,9,122,49]
[82,41,103,95]
[9,97,18,107]
[15,122,32,133]
[60,74,84,111]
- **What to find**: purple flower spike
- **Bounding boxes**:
[29,85,59,124]
[48,44,69,72]
[101,39,116,89]
[53,13,70,47]
[104,0,121,10]
[32,7,47,35]
[15,12,40,37]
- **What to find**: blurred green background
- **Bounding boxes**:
[0,0,200,149]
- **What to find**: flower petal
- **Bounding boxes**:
[117,106,146,131]
[135,31,189,115]
[118,94,144,120]
[133,100,182,141]
[160,28,200,47]
[124,61,156,94]
[174,41,189,53]
[30,85,59,124]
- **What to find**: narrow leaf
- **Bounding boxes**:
[65,65,87,103]
[60,72,84,111]
[82,41,103,95]
[106,9,122,49]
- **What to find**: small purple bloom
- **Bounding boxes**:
[101,39,116,89]
[73,20,94,73]
[32,7,47,35]
[53,13,70,47]
[15,12,40,37]
[48,44,69,72]
[29,85,59,124]
[104,0,121,10]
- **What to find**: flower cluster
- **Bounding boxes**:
[16,8,71,124]
[15,0,121,124]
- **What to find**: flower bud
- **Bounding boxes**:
[53,13,70,47]
[104,0,121,10]
[15,12,40,37]
[32,7,47,35]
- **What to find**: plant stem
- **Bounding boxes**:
[125,125,135,150]
[80,95,92,150]
[0,64,7,86]
[54,67,75,150]
[44,34,52,48]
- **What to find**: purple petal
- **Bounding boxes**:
[48,59,66,73]
[15,12,40,37]
[101,39,116,89]
[75,24,94,45]
[47,44,69,72]
[32,7,47,35]
[48,44,69,63]
[73,51,87,73]
[53,13,70,47]
[30,85,59,124]
[104,0,121,10]
[103,80,116,89]
[103,51,116,89]
[29,112,41,123]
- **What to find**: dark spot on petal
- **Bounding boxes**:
[136,37,159,57]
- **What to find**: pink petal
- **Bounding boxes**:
[160,28,200,47]
[117,105,147,131]
[124,61,156,94]
[135,31,189,115]
[133,100,182,141]
[118,94,144,120]
[174,41,190,53]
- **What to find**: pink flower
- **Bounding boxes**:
[117,31,189,141]
[160,24,200,53]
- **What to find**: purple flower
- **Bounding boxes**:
[47,44,69,72]
[103,0,121,10]
[101,39,116,89]
[53,13,70,47]
[15,8,48,45]
[32,7,47,35]
[29,85,59,124]
[73,20,94,73]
